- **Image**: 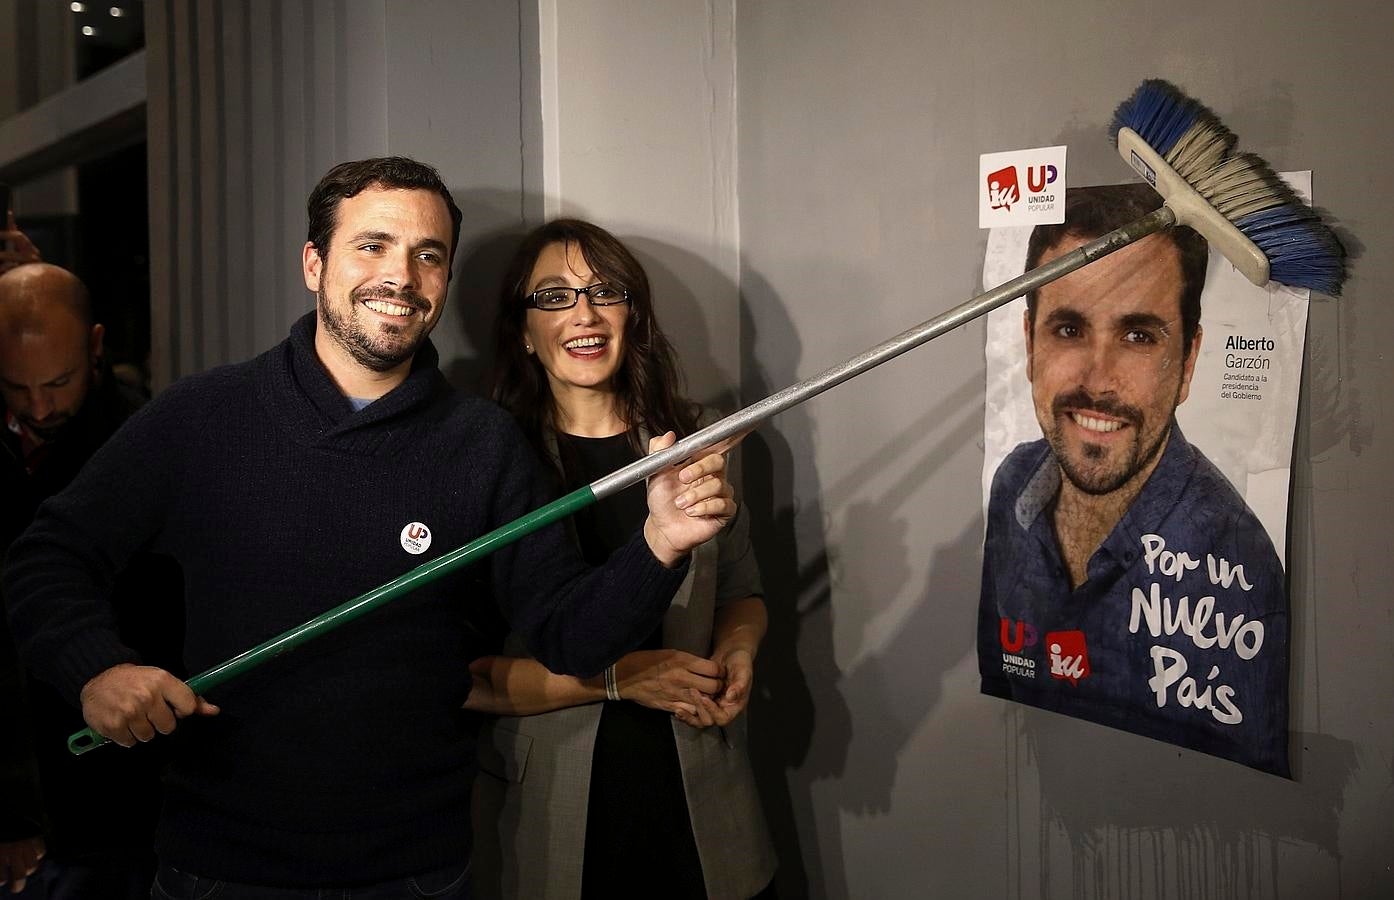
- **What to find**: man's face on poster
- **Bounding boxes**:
[1024,233,1201,496]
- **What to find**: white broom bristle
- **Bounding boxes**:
[1164,120,1233,182]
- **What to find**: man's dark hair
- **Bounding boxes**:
[305,157,463,269]
[1024,183,1209,356]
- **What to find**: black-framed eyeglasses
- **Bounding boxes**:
[524,282,629,311]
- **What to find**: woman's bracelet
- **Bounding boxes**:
[603,664,622,701]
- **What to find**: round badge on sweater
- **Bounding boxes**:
[400,522,432,555]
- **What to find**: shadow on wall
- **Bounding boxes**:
[622,237,736,413]
[801,391,985,896]
[737,265,838,899]
[440,189,543,395]
[740,257,990,898]
[1302,286,1369,462]
[814,392,984,816]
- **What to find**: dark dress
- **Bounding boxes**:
[554,432,708,899]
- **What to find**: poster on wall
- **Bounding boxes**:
[977,180,1309,777]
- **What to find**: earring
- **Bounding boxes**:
[525,343,534,354]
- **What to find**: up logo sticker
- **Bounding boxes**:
[400,522,432,555]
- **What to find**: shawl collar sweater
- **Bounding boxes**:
[4,313,686,884]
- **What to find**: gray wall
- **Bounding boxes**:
[737,1,1393,897]
[145,0,537,390]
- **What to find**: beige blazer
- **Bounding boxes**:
[472,431,776,899]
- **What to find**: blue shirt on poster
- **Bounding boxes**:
[978,424,1289,777]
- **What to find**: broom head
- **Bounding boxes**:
[1110,79,1346,295]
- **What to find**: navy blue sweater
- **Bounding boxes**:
[3,314,686,885]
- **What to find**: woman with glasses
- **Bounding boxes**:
[467,219,776,899]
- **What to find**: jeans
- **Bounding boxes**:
[150,862,471,900]
[10,855,154,900]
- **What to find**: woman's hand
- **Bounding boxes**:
[614,648,724,717]
[673,647,755,729]
[713,647,755,722]
[674,596,766,729]
[642,432,737,567]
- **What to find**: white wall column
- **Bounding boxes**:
[537,0,739,407]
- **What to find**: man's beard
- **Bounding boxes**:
[16,369,94,442]
[1043,387,1174,496]
[22,413,77,442]
[318,285,431,373]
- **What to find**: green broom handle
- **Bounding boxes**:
[68,206,1173,756]
[67,484,597,754]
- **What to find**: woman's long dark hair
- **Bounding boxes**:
[491,219,701,465]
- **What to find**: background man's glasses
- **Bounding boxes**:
[525,282,629,311]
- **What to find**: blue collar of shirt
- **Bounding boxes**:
[1013,421,1199,585]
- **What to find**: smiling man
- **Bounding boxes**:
[5,158,740,896]
[305,181,452,394]
[977,184,1289,776]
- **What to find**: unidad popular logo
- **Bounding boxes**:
[978,145,1066,229]
[400,522,432,555]
[1046,630,1090,686]
[999,617,1039,679]
[986,164,1058,212]
[999,617,1038,653]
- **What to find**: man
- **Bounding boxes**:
[978,184,1289,777]
[1,262,180,897]
[4,157,737,896]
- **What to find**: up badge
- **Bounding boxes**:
[400,522,432,555]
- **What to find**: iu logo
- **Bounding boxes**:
[1046,630,1090,686]
[400,522,432,555]
[998,618,1038,653]
[986,165,1019,211]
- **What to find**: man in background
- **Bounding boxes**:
[0,259,181,897]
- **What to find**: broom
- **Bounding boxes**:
[69,78,1345,754]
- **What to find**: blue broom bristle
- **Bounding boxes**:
[1111,79,1347,295]
[1238,208,1346,295]
[1109,79,1232,159]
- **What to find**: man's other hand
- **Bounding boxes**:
[0,836,44,894]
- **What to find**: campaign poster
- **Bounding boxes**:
[977,179,1309,777]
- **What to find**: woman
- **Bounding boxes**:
[468,219,776,899]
